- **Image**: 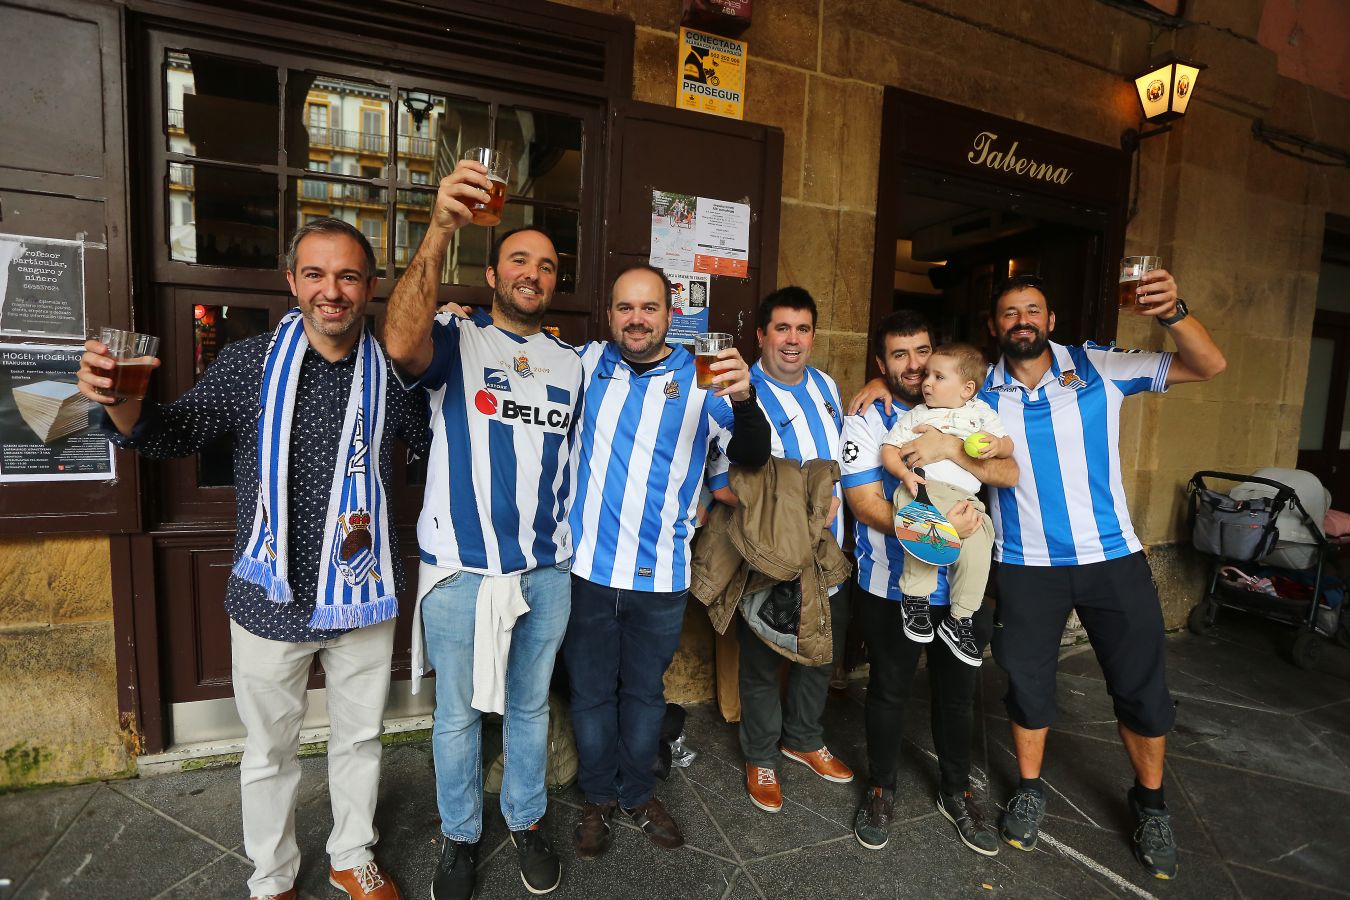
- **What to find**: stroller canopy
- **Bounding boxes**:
[1231,467,1330,569]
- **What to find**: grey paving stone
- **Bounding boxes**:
[0,781,97,891]
[1169,755,1350,892]
[1034,814,1238,899]
[1296,699,1350,775]
[109,764,246,850]
[14,786,223,900]
[745,819,1091,900]
[1224,862,1350,899]
[152,851,253,900]
[1163,628,1350,714]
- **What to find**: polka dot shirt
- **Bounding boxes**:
[103,332,431,643]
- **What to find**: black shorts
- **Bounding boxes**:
[991,552,1175,737]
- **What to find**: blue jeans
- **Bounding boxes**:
[421,562,572,841]
[563,575,687,808]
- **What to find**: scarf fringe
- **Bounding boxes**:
[308,593,399,630]
[232,556,295,605]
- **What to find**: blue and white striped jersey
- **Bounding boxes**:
[570,342,735,592]
[406,313,583,575]
[980,341,1173,567]
[840,400,950,604]
[709,362,845,546]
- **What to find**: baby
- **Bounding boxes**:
[878,342,1012,665]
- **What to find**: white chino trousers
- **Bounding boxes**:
[229,617,395,897]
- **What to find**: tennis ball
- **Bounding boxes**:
[964,432,991,458]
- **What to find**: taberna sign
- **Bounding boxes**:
[967,130,1073,186]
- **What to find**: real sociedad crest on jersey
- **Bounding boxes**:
[514,355,534,378]
[334,509,379,586]
[1059,369,1087,390]
[664,379,681,400]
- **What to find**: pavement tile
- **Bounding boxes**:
[1166,694,1348,787]
[1295,699,1350,775]
[1224,862,1350,899]
[110,763,247,850]
[745,819,1087,900]
[981,726,1132,833]
[1034,814,1238,900]
[0,781,97,891]
[1163,628,1350,714]
[14,786,223,900]
[1169,755,1350,892]
[152,851,254,900]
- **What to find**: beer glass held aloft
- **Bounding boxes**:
[99,327,160,401]
[462,147,511,227]
[1119,255,1162,313]
[694,332,732,389]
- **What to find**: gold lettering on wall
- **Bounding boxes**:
[967,131,1073,185]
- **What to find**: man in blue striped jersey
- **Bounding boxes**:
[978,272,1225,880]
[841,310,1018,856]
[565,264,770,859]
[708,286,856,813]
[385,159,583,899]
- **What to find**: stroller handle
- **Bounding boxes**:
[1189,470,1298,504]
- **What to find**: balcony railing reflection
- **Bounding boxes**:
[301,127,435,159]
[168,108,185,131]
[169,165,194,187]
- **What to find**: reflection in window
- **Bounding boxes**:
[394,189,434,270]
[285,71,391,166]
[499,106,582,204]
[169,164,279,268]
[284,178,389,275]
[165,50,278,164]
[193,304,270,487]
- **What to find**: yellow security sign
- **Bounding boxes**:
[678,27,745,120]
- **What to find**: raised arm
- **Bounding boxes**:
[1134,268,1226,385]
[385,161,489,378]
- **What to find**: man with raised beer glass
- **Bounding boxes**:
[78,217,428,900]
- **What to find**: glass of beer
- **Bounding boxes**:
[99,326,160,401]
[1119,256,1162,313]
[694,332,732,389]
[462,147,511,227]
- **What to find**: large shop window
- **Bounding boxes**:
[160,48,587,294]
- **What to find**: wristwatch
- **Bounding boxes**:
[1158,297,1189,327]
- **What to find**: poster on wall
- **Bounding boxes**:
[677,27,746,120]
[650,191,750,278]
[0,234,86,339]
[663,270,710,346]
[0,343,114,482]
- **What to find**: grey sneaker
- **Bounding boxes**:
[853,786,895,850]
[937,790,999,856]
[1129,788,1179,880]
[999,787,1046,851]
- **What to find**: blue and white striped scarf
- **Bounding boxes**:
[231,310,398,630]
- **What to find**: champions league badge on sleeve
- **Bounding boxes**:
[334,509,379,586]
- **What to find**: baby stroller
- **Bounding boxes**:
[1186,468,1346,669]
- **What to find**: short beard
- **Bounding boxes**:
[885,372,923,407]
[999,330,1049,361]
[494,279,547,329]
[617,327,667,362]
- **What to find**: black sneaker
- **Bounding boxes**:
[431,837,478,900]
[511,823,562,895]
[1128,788,1179,880]
[853,786,895,850]
[938,615,983,666]
[901,596,934,643]
[937,790,999,856]
[999,787,1046,851]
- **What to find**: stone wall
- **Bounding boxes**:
[0,535,132,789]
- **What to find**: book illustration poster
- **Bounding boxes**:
[0,343,115,482]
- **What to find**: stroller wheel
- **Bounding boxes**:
[1187,600,1218,636]
[1290,630,1322,670]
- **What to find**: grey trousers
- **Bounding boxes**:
[736,592,838,769]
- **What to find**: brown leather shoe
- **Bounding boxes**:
[623,796,685,849]
[249,891,296,900]
[575,800,617,859]
[746,764,783,813]
[328,860,403,899]
[780,745,854,783]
